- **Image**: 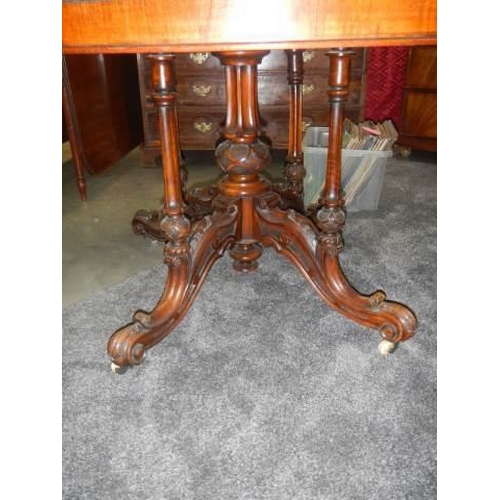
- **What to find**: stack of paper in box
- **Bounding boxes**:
[302,119,398,211]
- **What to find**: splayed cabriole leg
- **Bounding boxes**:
[109,53,237,370]
[256,202,416,351]
[108,200,238,368]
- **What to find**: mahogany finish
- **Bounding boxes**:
[398,46,437,152]
[62,0,436,369]
[273,49,307,213]
[62,0,437,53]
[62,54,142,199]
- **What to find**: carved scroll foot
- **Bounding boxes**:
[109,202,238,369]
[257,205,417,351]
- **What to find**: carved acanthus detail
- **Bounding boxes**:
[215,140,271,177]
[314,205,346,234]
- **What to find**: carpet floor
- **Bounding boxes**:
[63,158,436,499]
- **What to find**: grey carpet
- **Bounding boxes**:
[62,158,436,500]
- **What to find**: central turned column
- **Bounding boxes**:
[212,51,273,272]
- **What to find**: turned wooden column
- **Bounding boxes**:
[312,48,355,252]
[284,49,306,208]
[212,50,273,272]
[320,48,354,209]
[272,49,307,212]
[131,54,186,240]
[148,54,185,219]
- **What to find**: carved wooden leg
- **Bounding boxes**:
[108,53,237,370]
[258,48,416,352]
[108,201,238,369]
[274,49,306,212]
[257,203,416,350]
[132,54,216,240]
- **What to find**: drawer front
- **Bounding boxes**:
[144,103,363,152]
[175,53,224,74]
[259,109,330,150]
[176,75,226,106]
[178,110,226,149]
[258,73,364,107]
[139,54,223,95]
[143,108,226,149]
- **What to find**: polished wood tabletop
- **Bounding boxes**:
[63,0,437,54]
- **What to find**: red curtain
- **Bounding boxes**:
[363,47,409,131]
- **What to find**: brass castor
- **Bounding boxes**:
[378,339,398,356]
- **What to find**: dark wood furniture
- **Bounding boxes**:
[62,54,142,199]
[137,50,367,162]
[397,46,437,152]
[63,0,437,371]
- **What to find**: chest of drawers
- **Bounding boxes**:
[137,49,366,163]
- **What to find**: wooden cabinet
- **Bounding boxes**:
[63,54,142,199]
[137,49,366,163]
[397,46,437,152]
[63,54,142,175]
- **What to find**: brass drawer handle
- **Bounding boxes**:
[189,52,210,65]
[192,84,212,97]
[302,84,315,95]
[194,121,213,133]
[302,51,315,63]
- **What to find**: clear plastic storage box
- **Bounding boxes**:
[302,127,391,211]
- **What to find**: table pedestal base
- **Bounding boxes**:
[108,49,416,371]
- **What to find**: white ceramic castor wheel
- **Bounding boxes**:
[111,362,128,374]
[378,339,397,356]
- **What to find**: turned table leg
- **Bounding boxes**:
[132,54,217,240]
[272,49,307,212]
[62,56,87,201]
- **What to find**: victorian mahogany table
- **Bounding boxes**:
[63,0,437,371]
